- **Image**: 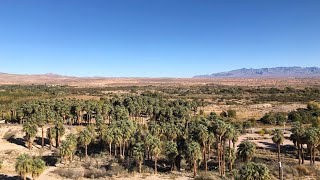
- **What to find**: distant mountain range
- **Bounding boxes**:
[194,67,320,78]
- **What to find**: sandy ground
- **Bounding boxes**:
[0,124,304,180]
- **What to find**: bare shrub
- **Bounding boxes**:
[84,167,110,178]
[3,131,16,140]
[53,167,84,179]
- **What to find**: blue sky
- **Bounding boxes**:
[0,0,319,77]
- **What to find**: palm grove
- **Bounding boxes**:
[1,92,320,179]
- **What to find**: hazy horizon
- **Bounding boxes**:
[0,0,319,77]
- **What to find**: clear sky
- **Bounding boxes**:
[0,0,319,77]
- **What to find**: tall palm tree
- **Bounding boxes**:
[187,141,202,177]
[23,120,38,150]
[79,129,92,160]
[15,154,33,180]
[291,122,305,165]
[151,138,161,174]
[55,119,65,148]
[112,127,122,156]
[31,157,46,180]
[272,129,284,180]
[165,141,178,171]
[60,140,72,164]
[212,119,227,176]
[197,124,209,173]
[34,113,46,147]
[305,127,320,166]
[46,127,56,150]
[237,140,256,162]
[133,142,145,173]
[222,124,235,175]
[65,134,78,162]
[102,129,114,155]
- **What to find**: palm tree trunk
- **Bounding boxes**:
[313,146,316,165]
[109,143,112,155]
[193,160,197,177]
[222,141,225,176]
[203,143,207,174]
[217,140,221,175]
[49,138,52,150]
[301,144,304,164]
[297,142,301,165]
[278,143,281,180]
[229,140,232,171]
[28,139,32,150]
[154,157,158,174]
[310,146,312,166]
[278,144,281,162]
[139,162,142,173]
[85,144,88,160]
[23,174,26,180]
[123,142,126,157]
[41,126,44,147]
[208,144,211,160]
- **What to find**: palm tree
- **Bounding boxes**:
[102,129,114,155]
[55,119,65,148]
[151,139,161,174]
[15,154,33,180]
[187,141,202,177]
[34,113,46,147]
[238,162,270,180]
[133,142,145,173]
[165,141,178,171]
[65,134,77,162]
[237,140,256,162]
[222,124,235,175]
[197,124,209,173]
[291,121,305,165]
[112,127,122,156]
[212,119,227,175]
[23,120,38,150]
[144,133,154,160]
[60,140,72,164]
[79,129,92,160]
[46,127,56,150]
[31,157,46,180]
[272,129,284,180]
[305,127,320,166]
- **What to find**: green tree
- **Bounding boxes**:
[133,142,145,173]
[54,119,65,148]
[291,121,305,165]
[187,141,202,177]
[237,140,256,162]
[15,154,33,180]
[60,140,72,164]
[150,138,161,174]
[237,162,270,180]
[23,120,38,150]
[305,126,320,166]
[34,113,46,147]
[31,157,46,180]
[272,129,284,180]
[165,141,178,171]
[65,133,77,162]
[79,129,93,160]
[102,128,114,155]
[46,127,56,150]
